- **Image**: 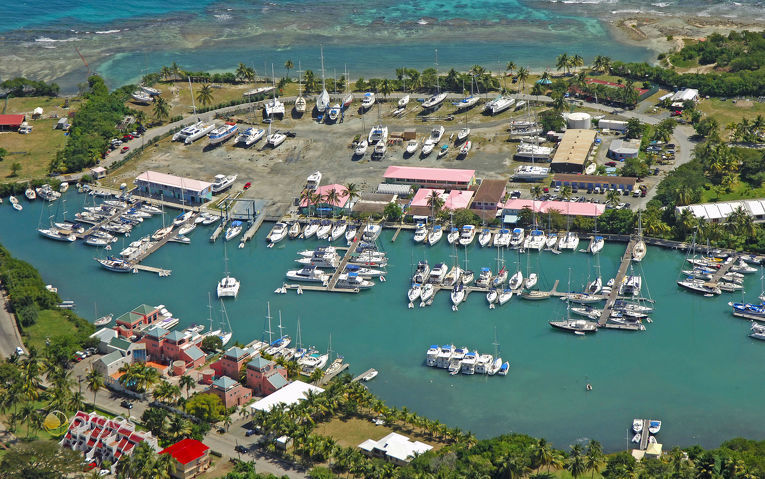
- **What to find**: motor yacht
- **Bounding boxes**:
[211,174,237,194]
[361,92,375,110]
[412,261,431,283]
[428,263,448,284]
[413,223,428,243]
[405,140,419,155]
[286,266,330,283]
[267,222,288,244]
[459,225,476,246]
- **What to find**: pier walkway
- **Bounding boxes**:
[708,254,740,286]
[352,369,377,383]
[599,238,637,326]
[327,228,364,291]
[76,205,132,239]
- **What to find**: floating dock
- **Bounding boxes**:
[209,220,226,242]
[352,368,377,383]
[599,237,638,326]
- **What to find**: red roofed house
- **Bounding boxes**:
[407,188,474,217]
[207,376,252,408]
[501,198,605,225]
[160,438,210,479]
[210,346,252,380]
[139,326,207,369]
[383,166,476,190]
[61,411,158,472]
[299,184,351,216]
[246,355,289,396]
[0,114,25,131]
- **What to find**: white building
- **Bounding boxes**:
[135,171,213,204]
[676,198,765,223]
[249,381,324,412]
[358,432,433,466]
[598,119,628,132]
[671,88,700,103]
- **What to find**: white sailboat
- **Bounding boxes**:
[216,242,240,298]
[422,49,447,110]
[316,47,330,114]
[295,60,307,114]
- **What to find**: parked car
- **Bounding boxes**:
[15,346,24,356]
[121,146,130,154]
[120,400,133,409]
[245,429,256,437]
[235,445,248,454]
[243,182,252,190]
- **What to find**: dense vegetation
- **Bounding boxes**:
[0,77,60,97]
[612,31,765,97]
[48,75,132,174]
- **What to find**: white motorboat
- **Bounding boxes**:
[372,140,387,159]
[354,139,368,156]
[421,142,435,156]
[217,275,240,298]
[634,418,645,433]
[264,97,285,117]
[422,91,447,109]
[25,188,36,200]
[494,229,511,247]
[286,266,330,283]
[427,225,443,246]
[368,124,389,144]
[427,125,445,144]
[648,420,661,434]
[360,369,378,381]
[413,223,428,243]
[327,103,341,122]
[362,223,382,241]
[174,211,193,226]
[330,221,347,241]
[458,140,472,157]
[476,267,492,287]
[405,139,419,155]
[208,123,238,145]
[484,95,515,115]
[267,131,287,147]
[510,228,525,248]
[335,272,374,290]
[498,289,513,305]
[412,261,430,283]
[173,121,215,144]
[457,127,470,142]
[211,174,237,194]
[589,236,605,254]
[361,92,375,110]
[632,433,641,444]
[428,263,448,284]
[297,252,340,269]
[398,95,410,108]
[177,222,196,236]
[408,283,422,303]
[298,246,337,258]
[478,229,492,247]
[344,264,384,278]
[459,225,476,246]
[225,221,244,241]
[447,227,460,244]
[268,222,288,244]
[509,270,524,290]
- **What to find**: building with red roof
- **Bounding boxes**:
[407,188,474,217]
[160,438,210,479]
[383,166,476,190]
[0,114,25,131]
[501,198,605,224]
[299,184,351,215]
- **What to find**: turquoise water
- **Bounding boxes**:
[2,192,764,451]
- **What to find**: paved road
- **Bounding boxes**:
[0,289,24,359]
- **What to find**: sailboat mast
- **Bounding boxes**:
[278,311,284,339]
[434,48,440,94]
[265,302,273,344]
[188,76,197,116]
[320,46,326,91]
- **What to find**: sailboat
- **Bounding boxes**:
[315,46,330,115]
[550,269,599,334]
[266,71,287,148]
[587,254,603,294]
[218,298,233,346]
[524,249,538,289]
[508,250,524,290]
[341,65,353,108]
[295,60,307,114]
[422,49,447,110]
[38,198,76,242]
[355,104,368,156]
[398,69,410,108]
[216,242,240,298]
[632,211,647,262]
[454,76,480,111]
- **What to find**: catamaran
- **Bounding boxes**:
[208,123,238,145]
[217,243,240,298]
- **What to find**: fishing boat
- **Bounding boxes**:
[208,123,238,145]
[413,223,428,243]
[225,221,244,241]
[361,92,375,110]
[405,139,419,155]
[211,174,237,194]
[25,187,36,200]
[267,222,288,244]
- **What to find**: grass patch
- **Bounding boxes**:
[314,416,446,451]
[0,118,68,179]
[198,458,235,478]
[698,98,765,137]
[700,180,765,203]
[22,309,79,350]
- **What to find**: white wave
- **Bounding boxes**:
[95,29,121,34]
[214,13,232,21]
[35,36,79,43]
[651,2,671,7]
[560,0,619,4]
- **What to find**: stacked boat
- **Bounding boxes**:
[424,344,508,376]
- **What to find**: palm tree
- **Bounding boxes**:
[407,69,422,92]
[284,59,294,79]
[532,438,555,473]
[342,183,360,209]
[171,61,182,81]
[606,189,621,208]
[236,63,250,83]
[196,83,214,108]
[67,391,86,414]
[566,445,587,478]
[303,69,318,93]
[506,61,516,76]
[728,206,755,240]
[556,53,570,74]
[299,189,314,216]
[516,67,529,93]
[86,367,104,408]
[179,374,195,399]
[324,188,340,218]
[584,440,604,478]
[160,66,172,82]
[531,185,543,200]
[572,54,584,73]
[380,79,393,102]
[426,190,444,220]
[154,453,177,479]
[152,96,170,123]
[223,412,233,431]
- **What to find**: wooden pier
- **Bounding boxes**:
[239,214,265,248]
[209,220,226,242]
[327,227,364,291]
[733,311,765,323]
[132,264,172,276]
[598,238,637,326]
[708,254,739,286]
[318,363,349,386]
[391,226,402,242]
[352,368,377,383]
[639,419,650,450]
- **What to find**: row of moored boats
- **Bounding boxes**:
[425,344,509,376]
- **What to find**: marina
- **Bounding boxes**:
[3,190,765,451]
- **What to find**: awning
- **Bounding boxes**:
[503,214,519,224]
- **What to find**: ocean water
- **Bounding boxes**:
[2,192,765,451]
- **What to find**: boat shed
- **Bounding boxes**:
[383,165,476,190]
[671,88,699,103]
[407,188,474,217]
[549,129,597,173]
[552,174,637,191]
[0,114,25,131]
[676,198,765,224]
[607,139,641,160]
[135,171,213,204]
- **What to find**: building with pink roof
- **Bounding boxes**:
[501,198,605,224]
[135,171,213,204]
[408,188,474,217]
[299,184,352,215]
[383,166,476,190]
